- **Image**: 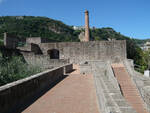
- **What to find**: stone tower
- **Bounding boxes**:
[84,10,90,41]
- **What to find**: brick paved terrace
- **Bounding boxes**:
[22,64,100,113]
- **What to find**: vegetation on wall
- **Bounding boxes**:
[0,51,42,86]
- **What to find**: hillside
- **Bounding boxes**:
[0,16,79,42]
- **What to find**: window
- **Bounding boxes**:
[47,49,59,59]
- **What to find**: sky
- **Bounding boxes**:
[0,0,150,39]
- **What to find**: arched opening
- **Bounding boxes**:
[47,49,59,59]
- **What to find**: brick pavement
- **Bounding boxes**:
[22,65,100,113]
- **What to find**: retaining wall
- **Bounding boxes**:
[0,64,73,113]
[39,40,127,63]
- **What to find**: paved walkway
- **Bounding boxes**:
[112,63,148,113]
[22,65,100,113]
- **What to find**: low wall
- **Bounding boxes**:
[0,64,73,113]
[79,64,92,74]
[64,64,73,74]
[141,86,150,112]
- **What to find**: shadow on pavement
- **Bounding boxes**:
[10,75,69,113]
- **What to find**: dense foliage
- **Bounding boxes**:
[0,54,42,86]
[0,16,79,42]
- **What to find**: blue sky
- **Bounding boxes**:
[0,0,150,39]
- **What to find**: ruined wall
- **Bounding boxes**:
[22,52,69,69]
[26,37,53,44]
[4,34,19,49]
[4,33,25,49]
[39,40,126,63]
[17,43,42,53]
[26,37,42,44]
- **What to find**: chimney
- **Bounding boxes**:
[84,10,90,41]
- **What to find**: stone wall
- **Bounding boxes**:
[141,86,150,112]
[22,52,69,69]
[79,64,92,74]
[17,43,42,53]
[0,64,73,113]
[26,37,42,44]
[4,33,25,49]
[26,37,53,44]
[64,64,73,74]
[39,40,126,63]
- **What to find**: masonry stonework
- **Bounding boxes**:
[4,33,25,49]
[26,37,52,44]
[22,52,69,69]
[39,40,126,63]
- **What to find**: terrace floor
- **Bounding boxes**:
[22,65,100,113]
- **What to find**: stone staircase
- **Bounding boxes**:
[89,61,137,113]
[112,63,148,113]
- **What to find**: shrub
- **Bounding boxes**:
[0,56,42,86]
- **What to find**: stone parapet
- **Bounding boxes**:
[141,86,150,112]
[0,64,73,113]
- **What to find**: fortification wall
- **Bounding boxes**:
[4,35,19,49]
[26,37,41,44]
[26,37,53,44]
[4,33,25,49]
[22,52,69,69]
[0,64,73,113]
[39,40,126,63]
